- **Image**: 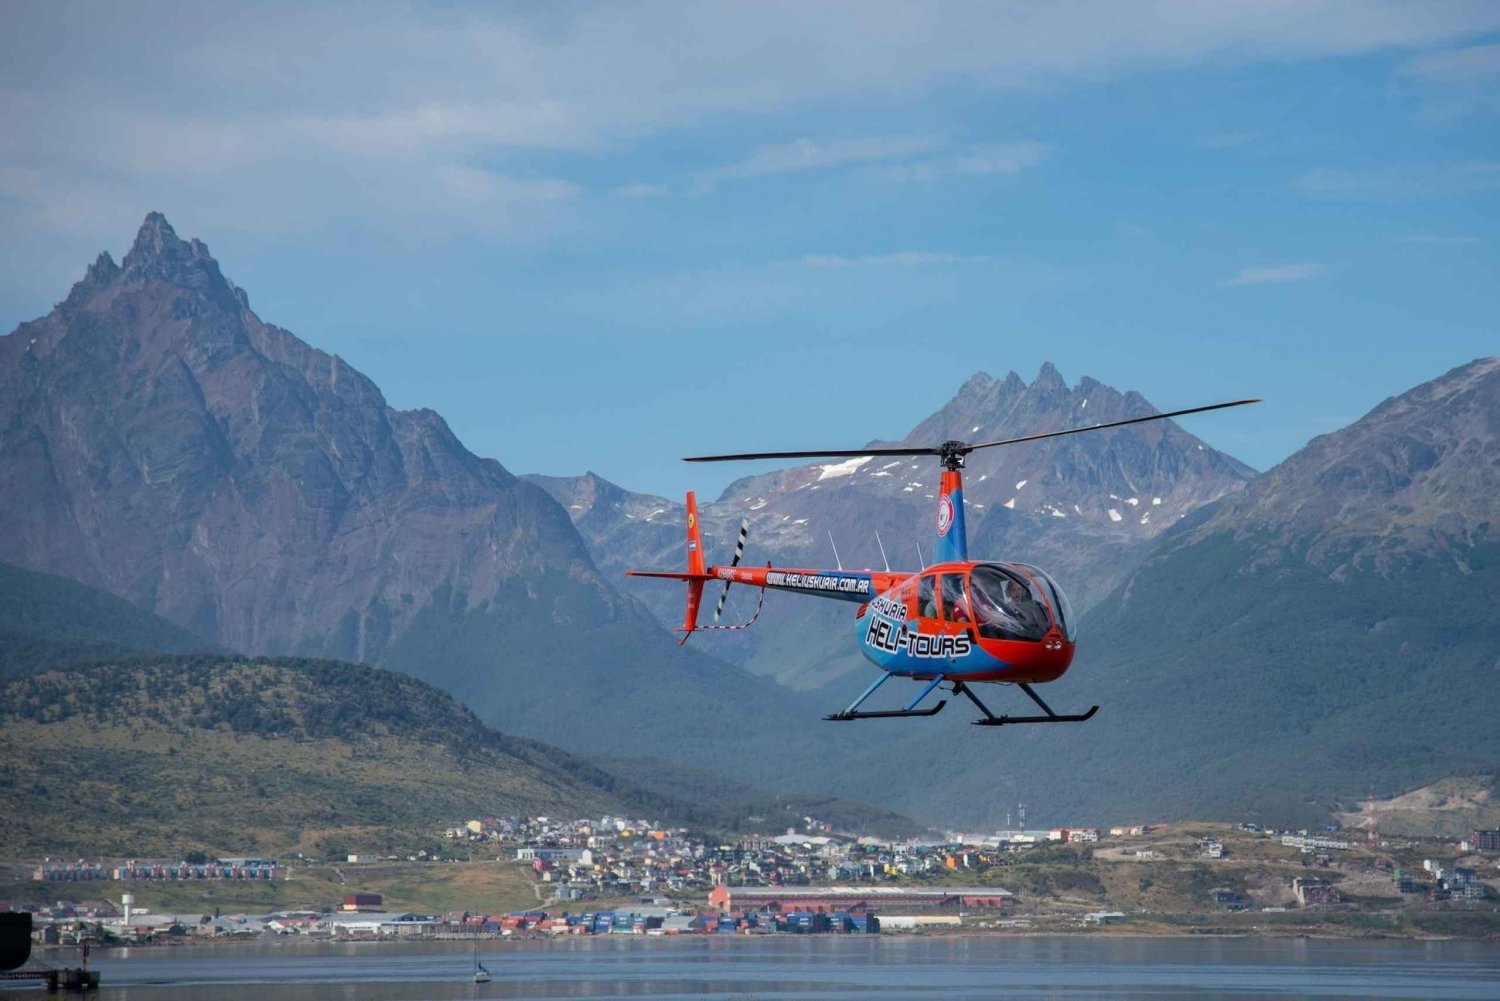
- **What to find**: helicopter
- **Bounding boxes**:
[629,398,1258,727]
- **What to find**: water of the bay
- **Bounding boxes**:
[13,935,1500,1000]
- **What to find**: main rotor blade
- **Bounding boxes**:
[684,445,937,462]
[967,398,1261,452]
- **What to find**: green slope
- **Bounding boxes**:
[1073,532,1500,817]
[0,562,216,677]
[0,655,724,857]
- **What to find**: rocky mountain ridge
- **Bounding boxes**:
[0,214,812,765]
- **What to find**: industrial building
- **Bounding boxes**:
[707,885,1013,916]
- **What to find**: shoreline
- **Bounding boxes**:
[41,921,1500,955]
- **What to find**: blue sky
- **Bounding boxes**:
[2,2,1497,499]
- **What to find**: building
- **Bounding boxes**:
[341,893,383,912]
[1282,835,1350,852]
[515,848,590,863]
[1292,877,1340,906]
[324,912,439,935]
[1472,830,1500,852]
[707,885,1013,916]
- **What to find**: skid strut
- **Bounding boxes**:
[824,673,948,721]
[960,681,1098,727]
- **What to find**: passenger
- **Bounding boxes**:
[941,575,970,623]
[969,574,1014,639]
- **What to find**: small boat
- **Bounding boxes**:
[473,942,491,984]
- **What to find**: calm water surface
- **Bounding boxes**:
[12,935,1500,1001]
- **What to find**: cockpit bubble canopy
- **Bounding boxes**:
[1011,562,1076,642]
[967,562,1076,643]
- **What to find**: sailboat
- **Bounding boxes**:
[473,941,491,984]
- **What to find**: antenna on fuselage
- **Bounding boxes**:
[915,541,926,571]
[828,531,843,571]
[875,532,891,573]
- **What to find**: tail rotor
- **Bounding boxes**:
[712,519,749,623]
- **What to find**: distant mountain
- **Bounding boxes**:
[0,561,216,678]
[0,214,813,767]
[896,358,1500,826]
[530,364,1255,693]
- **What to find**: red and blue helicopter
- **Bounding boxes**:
[630,398,1257,727]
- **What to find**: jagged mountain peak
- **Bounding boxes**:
[0,215,602,657]
[97,211,244,308]
[1176,356,1499,571]
[1033,359,1068,392]
[61,251,123,307]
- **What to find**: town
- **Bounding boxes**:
[10,818,1499,947]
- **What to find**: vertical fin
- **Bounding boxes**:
[932,467,968,563]
[685,492,706,576]
[681,492,706,642]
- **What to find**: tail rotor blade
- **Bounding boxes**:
[713,519,749,624]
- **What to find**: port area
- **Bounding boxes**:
[1,963,100,992]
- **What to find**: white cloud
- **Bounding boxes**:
[2,1,1499,249]
[1400,43,1500,83]
[1222,263,1325,286]
[1395,42,1500,118]
[1196,131,1263,150]
[1393,234,1483,245]
[436,166,581,205]
[1295,162,1500,198]
[799,252,988,268]
[704,135,944,182]
[953,141,1054,175]
[613,182,671,198]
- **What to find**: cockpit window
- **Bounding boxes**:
[940,574,970,625]
[1012,563,1076,642]
[917,575,937,619]
[968,565,1051,642]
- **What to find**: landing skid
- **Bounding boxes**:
[822,673,1097,727]
[824,701,947,722]
[958,681,1098,727]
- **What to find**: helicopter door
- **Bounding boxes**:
[916,574,938,621]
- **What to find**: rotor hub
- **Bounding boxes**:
[939,440,969,470]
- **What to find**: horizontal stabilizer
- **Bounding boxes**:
[626,570,717,582]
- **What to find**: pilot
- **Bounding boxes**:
[1005,580,1050,637]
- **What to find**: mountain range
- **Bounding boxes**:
[0,214,815,773]
[3,214,1495,831]
[529,364,1254,693]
